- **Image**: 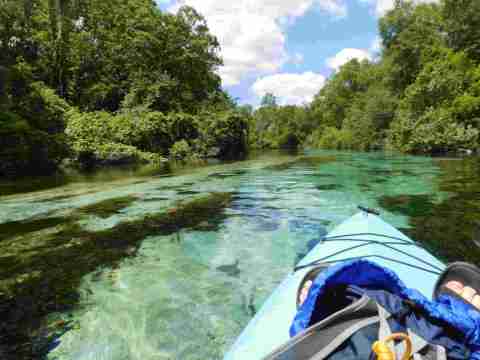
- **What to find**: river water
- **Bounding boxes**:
[1,150,479,359]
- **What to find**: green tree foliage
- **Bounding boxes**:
[388,50,480,153]
[342,85,398,150]
[4,0,480,177]
[379,1,444,93]
[67,2,222,112]
[195,110,249,159]
[311,59,377,130]
[300,60,396,151]
[169,139,192,161]
[260,93,278,108]
[251,104,308,149]
[442,0,480,61]
[0,0,249,177]
[66,109,249,167]
[251,0,480,154]
[0,79,70,176]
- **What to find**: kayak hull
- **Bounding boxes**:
[224,212,446,360]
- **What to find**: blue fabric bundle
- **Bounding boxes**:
[290,260,480,359]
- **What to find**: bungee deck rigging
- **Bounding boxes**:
[294,231,443,276]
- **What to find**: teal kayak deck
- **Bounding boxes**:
[224,212,446,360]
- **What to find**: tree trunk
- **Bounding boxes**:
[0,65,7,107]
[48,0,72,98]
[24,0,33,26]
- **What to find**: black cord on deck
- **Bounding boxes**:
[294,232,443,275]
[296,255,441,276]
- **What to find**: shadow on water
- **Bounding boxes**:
[0,194,144,244]
[0,192,233,360]
[367,169,417,177]
[0,174,70,197]
[315,184,343,191]
[31,192,95,204]
[379,157,480,265]
[207,169,249,179]
[75,195,139,218]
[216,260,241,277]
[0,217,66,242]
[378,194,435,218]
[0,164,172,197]
[264,155,336,171]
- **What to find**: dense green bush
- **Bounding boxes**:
[0,79,70,177]
[249,97,308,150]
[66,109,249,167]
[277,132,300,149]
[387,50,480,153]
[388,107,479,153]
[0,113,68,177]
[316,127,354,150]
[199,111,249,159]
[340,85,397,151]
[66,110,169,166]
[93,143,161,165]
[169,140,192,160]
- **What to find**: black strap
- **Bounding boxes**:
[264,295,379,360]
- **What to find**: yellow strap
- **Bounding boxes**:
[372,333,413,360]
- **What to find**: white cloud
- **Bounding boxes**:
[169,0,348,86]
[317,0,348,18]
[251,72,326,106]
[326,48,372,71]
[358,0,393,16]
[358,0,439,17]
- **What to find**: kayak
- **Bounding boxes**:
[224,210,446,360]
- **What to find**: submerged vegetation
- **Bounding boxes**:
[250,0,480,155]
[0,192,233,359]
[0,217,66,242]
[74,195,138,218]
[379,158,480,264]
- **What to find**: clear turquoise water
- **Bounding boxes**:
[1,150,478,359]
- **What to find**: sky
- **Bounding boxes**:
[155,0,437,107]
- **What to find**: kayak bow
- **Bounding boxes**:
[224,211,446,360]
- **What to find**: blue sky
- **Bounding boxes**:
[156,0,435,106]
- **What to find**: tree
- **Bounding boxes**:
[387,50,480,153]
[48,0,74,97]
[0,0,235,177]
[442,0,480,61]
[261,93,277,107]
[0,66,7,106]
[310,59,376,129]
[237,104,253,117]
[380,1,444,93]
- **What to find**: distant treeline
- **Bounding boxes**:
[0,0,249,177]
[2,0,479,178]
[250,0,480,154]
